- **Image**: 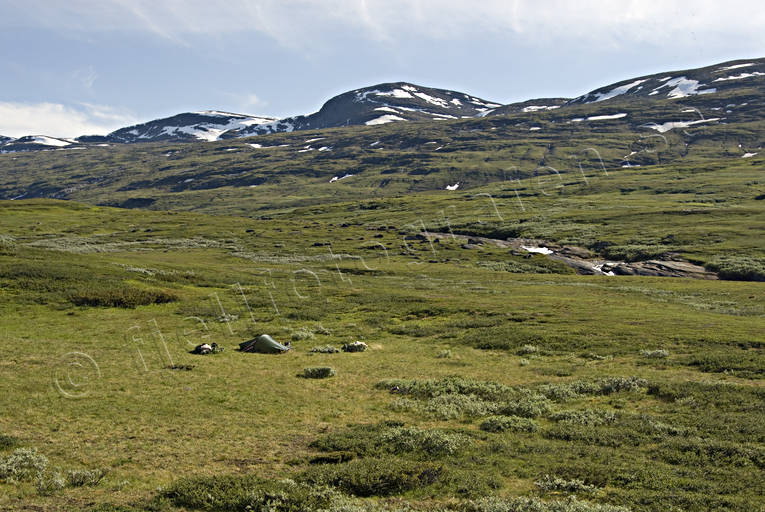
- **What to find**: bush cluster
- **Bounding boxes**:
[537,377,648,402]
[480,416,539,433]
[302,367,336,379]
[0,448,48,482]
[468,496,630,512]
[704,256,765,281]
[310,345,340,354]
[380,426,466,456]
[162,476,341,511]
[67,285,177,308]
[302,457,443,497]
[639,349,669,359]
[551,410,617,427]
[534,474,599,494]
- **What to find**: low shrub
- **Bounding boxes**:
[518,344,539,355]
[534,474,599,494]
[66,468,106,487]
[537,377,648,402]
[310,345,340,354]
[376,376,514,401]
[600,244,667,262]
[0,434,18,450]
[705,256,765,281]
[380,427,467,456]
[0,235,16,256]
[67,285,177,308]
[639,349,669,359]
[480,416,539,433]
[468,496,631,512]
[302,367,336,379]
[292,327,315,341]
[302,457,443,497]
[682,351,764,379]
[423,394,497,419]
[544,425,646,448]
[0,448,48,482]
[342,341,368,352]
[551,410,617,426]
[497,393,553,418]
[656,437,765,468]
[36,470,65,496]
[162,475,341,511]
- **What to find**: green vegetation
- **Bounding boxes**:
[302,367,336,379]
[0,89,763,510]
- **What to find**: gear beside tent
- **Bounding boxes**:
[239,334,291,354]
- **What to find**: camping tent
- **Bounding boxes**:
[239,334,290,354]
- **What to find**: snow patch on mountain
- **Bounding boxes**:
[642,117,720,133]
[651,77,716,99]
[713,72,765,82]
[587,113,627,121]
[590,79,648,102]
[329,173,354,183]
[720,63,755,71]
[366,114,406,125]
[413,91,450,108]
[522,105,561,112]
[375,89,414,99]
[32,136,72,147]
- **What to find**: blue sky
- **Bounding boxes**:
[1,0,763,137]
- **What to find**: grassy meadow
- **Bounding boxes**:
[1,87,764,511]
[0,191,763,511]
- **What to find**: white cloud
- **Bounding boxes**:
[72,66,98,90]
[0,102,137,138]
[6,0,765,49]
[239,93,266,109]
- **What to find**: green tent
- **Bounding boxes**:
[239,334,290,354]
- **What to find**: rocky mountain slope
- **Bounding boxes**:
[77,111,277,144]
[1,58,762,151]
[0,135,82,152]
[226,82,503,137]
[568,59,764,104]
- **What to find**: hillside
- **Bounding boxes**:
[0,57,764,512]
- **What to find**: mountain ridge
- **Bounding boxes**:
[1,57,763,152]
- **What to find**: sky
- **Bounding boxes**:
[1,0,763,138]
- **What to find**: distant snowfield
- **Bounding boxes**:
[587,113,627,121]
[719,63,755,71]
[366,114,406,125]
[642,117,720,133]
[149,112,278,142]
[329,173,354,183]
[650,77,716,99]
[522,105,561,112]
[590,79,648,102]
[571,113,627,123]
[19,136,72,147]
[713,72,765,82]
